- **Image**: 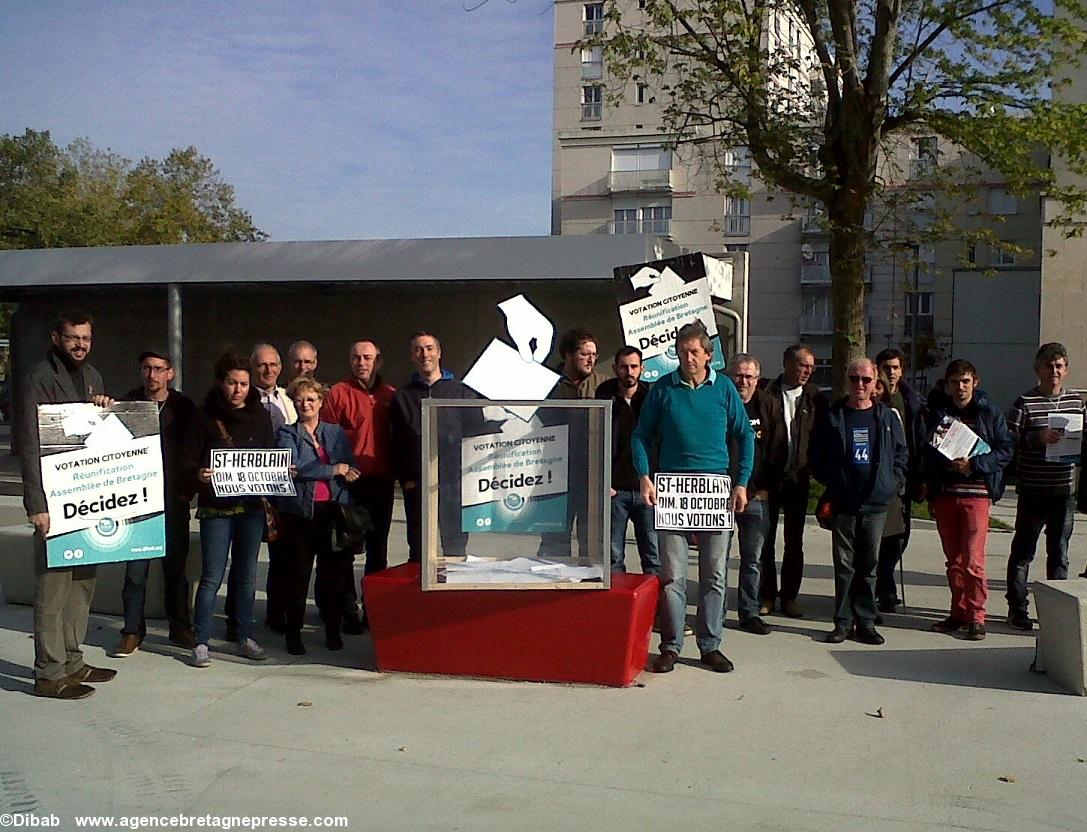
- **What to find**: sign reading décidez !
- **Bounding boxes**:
[210,448,296,498]
[653,473,733,531]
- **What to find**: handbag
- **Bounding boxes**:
[331,503,373,554]
[214,418,281,543]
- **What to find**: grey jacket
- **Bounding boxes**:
[19,349,106,516]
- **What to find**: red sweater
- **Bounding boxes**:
[320,377,397,479]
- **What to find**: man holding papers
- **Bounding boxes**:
[923,360,1013,640]
[1005,343,1086,631]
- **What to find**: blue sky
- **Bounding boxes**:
[0,1,555,241]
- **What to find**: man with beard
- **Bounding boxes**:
[551,328,603,399]
[596,346,658,575]
[19,310,116,699]
[113,348,199,656]
[321,340,397,630]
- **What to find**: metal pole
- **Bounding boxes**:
[168,283,183,392]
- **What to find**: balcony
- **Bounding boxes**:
[610,219,671,235]
[798,315,872,336]
[800,214,827,234]
[723,215,751,236]
[607,169,673,193]
[800,262,831,284]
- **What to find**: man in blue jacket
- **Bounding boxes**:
[922,359,1013,640]
[811,358,908,645]
[633,323,754,673]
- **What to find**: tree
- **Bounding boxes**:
[590,0,1087,389]
[0,129,266,250]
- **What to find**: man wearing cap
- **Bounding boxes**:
[113,348,199,656]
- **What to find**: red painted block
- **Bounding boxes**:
[364,564,658,687]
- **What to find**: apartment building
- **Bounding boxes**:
[552,0,1049,401]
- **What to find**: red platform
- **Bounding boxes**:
[363,564,658,687]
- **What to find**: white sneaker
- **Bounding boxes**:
[238,638,268,661]
[191,644,211,668]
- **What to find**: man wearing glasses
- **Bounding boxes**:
[113,348,199,657]
[810,358,908,645]
[19,310,116,698]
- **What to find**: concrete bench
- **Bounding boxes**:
[1033,578,1087,696]
[0,524,202,618]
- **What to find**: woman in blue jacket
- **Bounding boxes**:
[277,377,359,655]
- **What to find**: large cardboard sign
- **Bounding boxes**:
[614,253,728,383]
[38,402,165,568]
[653,473,733,531]
[210,448,296,498]
[460,424,569,533]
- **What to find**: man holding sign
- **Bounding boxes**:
[19,310,117,699]
[922,360,1013,640]
[633,323,754,674]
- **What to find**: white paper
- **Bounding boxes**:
[441,557,604,584]
[463,339,560,401]
[653,473,733,531]
[82,413,135,448]
[1046,412,1083,463]
[210,448,296,498]
[930,417,981,460]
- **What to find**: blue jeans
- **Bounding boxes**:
[729,497,768,621]
[1006,492,1075,613]
[658,528,731,655]
[194,510,265,646]
[610,490,660,575]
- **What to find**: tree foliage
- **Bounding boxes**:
[0,129,267,250]
[589,0,1087,387]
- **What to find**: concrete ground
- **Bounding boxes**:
[1,491,1086,832]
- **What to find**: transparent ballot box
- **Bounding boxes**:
[420,399,612,590]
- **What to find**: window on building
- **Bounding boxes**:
[612,204,671,235]
[904,291,934,336]
[987,187,1018,215]
[910,136,937,177]
[811,358,833,390]
[581,47,603,80]
[636,83,650,104]
[581,86,603,120]
[967,243,977,264]
[584,3,604,35]
[996,244,1016,265]
[724,146,752,185]
[723,195,751,235]
[612,145,671,173]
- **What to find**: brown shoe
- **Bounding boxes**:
[169,629,197,649]
[964,622,986,641]
[67,665,117,684]
[111,633,141,658]
[699,650,735,673]
[780,599,804,618]
[932,617,965,634]
[651,650,679,673]
[33,677,95,700]
[759,598,775,616]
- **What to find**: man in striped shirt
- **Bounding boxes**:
[1005,342,1086,630]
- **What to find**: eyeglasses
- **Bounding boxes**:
[60,334,92,345]
[732,374,758,381]
[848,375,874,385]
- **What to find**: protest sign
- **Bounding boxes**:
[38,402,165,568]
[614,253,728,383]
[210,448,296,498]
[653,473,733,531]
[460,424,569,533]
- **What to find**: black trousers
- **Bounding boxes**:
[760,475,810,602]
[279,504,344,634]
[121,500,193,637]
[332,478,395,617]
[875,496,912,602]
[403,483,468,563]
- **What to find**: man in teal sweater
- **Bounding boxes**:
[633,323,755,673]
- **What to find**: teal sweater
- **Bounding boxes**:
[632,368,754,485]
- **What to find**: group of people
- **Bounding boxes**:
[18,310,1086,698]
[599,328,1086,672]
